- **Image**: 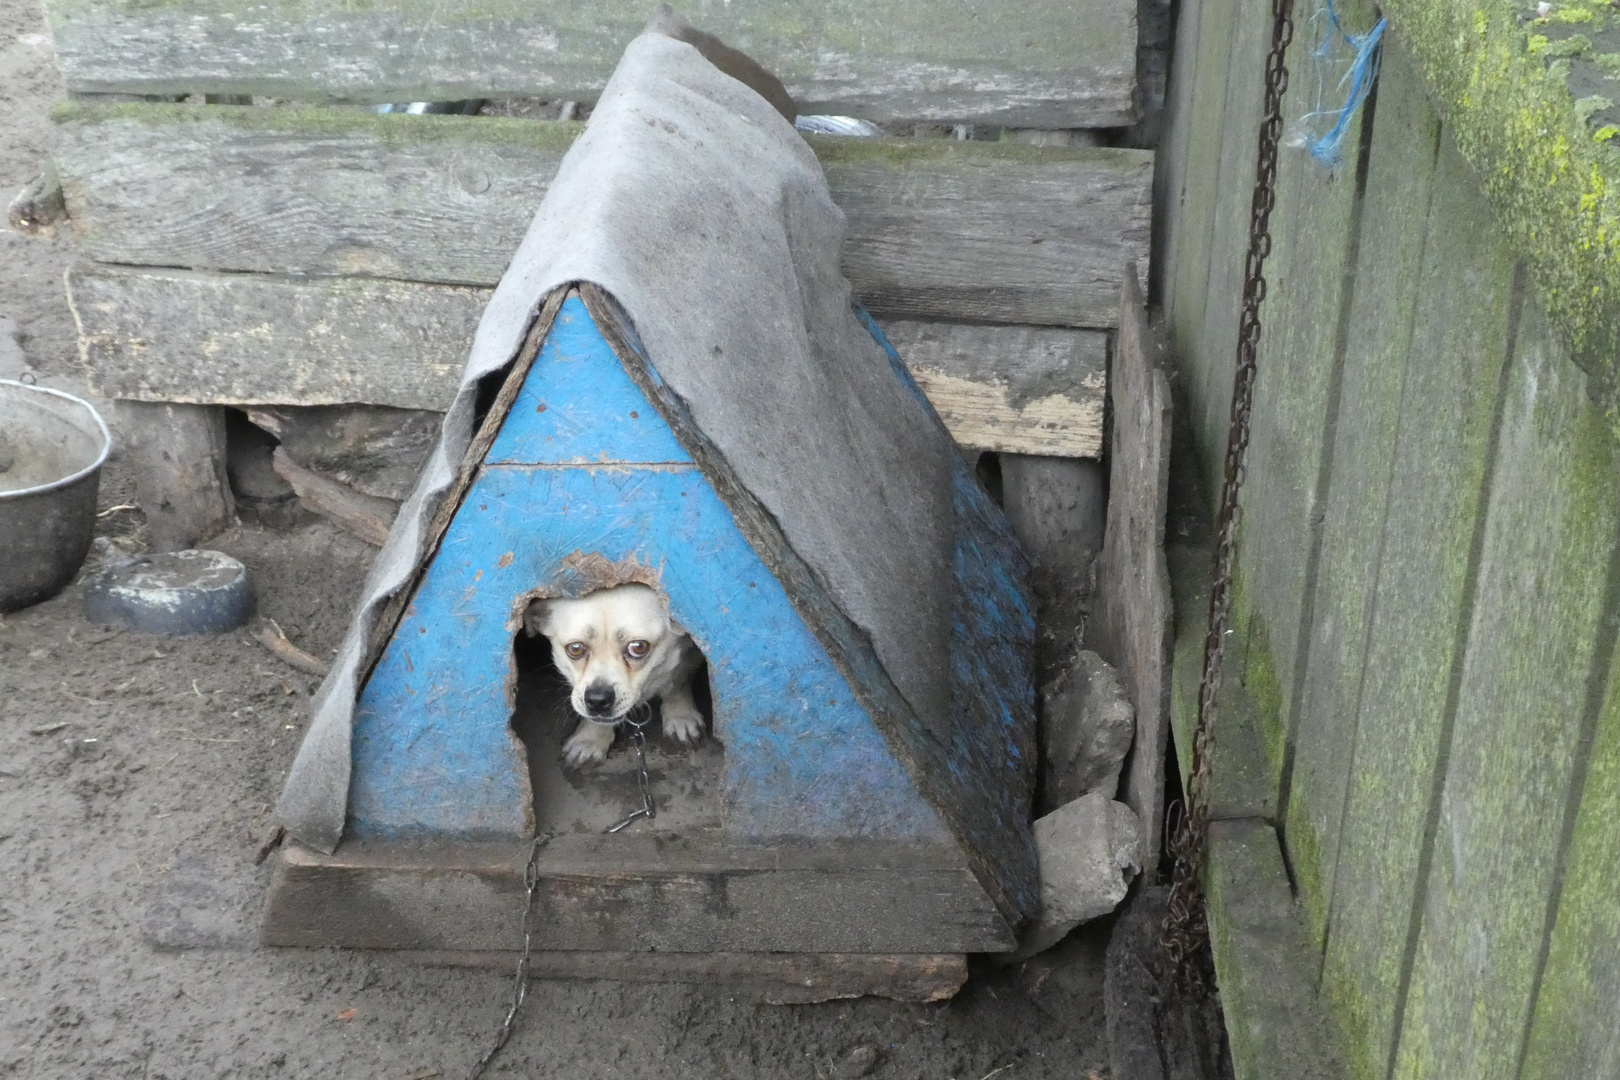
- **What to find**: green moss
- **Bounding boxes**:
[1283,785,1333,948]
[802,133,1132,168]
[48,100,1127,173]
[51,100,588,150]
[1381,2,1620,441]
[1241,608,1289,794]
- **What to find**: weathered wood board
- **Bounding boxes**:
[816,138,1153,328]
[1391,302,1620,1080]
[43,0,1138,127]
[1520,587,1620,1078]
[1162,0,1236,497]
[1317,74,1506,1080]
[878,320,1105,457]
[1234,0,1384,817]
[1206,820,1352,1080]
[1281,75,1443,955]
[1088,270,1173,875]
[264,835,1013,954]
[67,265,1111,454]
[69,265,485,409]
[51,105,1155,330]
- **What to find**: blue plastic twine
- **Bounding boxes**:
[1293,0,1388,167]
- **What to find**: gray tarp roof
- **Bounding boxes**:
[276,15,956,852]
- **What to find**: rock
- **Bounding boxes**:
[245,404,440,502]
[1012,792,1142,961]
[842,1045,882,1077]
[1041,648,1135,810]
[143,854,260,951]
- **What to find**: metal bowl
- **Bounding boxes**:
[0,380,111,612]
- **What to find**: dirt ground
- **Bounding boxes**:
[0,1,1116,1075]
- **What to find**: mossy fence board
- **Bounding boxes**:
[43,0,1138,127]
[1160,4,1620,1078]
[1318,73,1509,1080]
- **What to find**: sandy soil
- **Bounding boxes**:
[0,0,1116,1075]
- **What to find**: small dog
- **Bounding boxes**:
[523,583,705,768]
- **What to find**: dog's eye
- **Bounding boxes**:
[564,642,588,660]
[624,640,650,661]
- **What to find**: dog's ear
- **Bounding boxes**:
[522,598,553,638]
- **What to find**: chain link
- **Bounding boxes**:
[1160,0,1296,995]
[468,831,552,1080]
[606,705,657,834]
[468,704,661,1075]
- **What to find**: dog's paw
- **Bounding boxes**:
[661,702,705,746]
[561,721,616,769]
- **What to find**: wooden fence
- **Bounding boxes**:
[1158,1,1620,1077]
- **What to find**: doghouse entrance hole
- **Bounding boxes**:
[510,629,724,835]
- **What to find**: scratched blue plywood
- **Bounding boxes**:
[486,295,692,466]
[350,299,951,842]
[351,465,952,841]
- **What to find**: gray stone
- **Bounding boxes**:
[143,854,260,951]
[1013,792,1141,961]
[1041,648,1136,810]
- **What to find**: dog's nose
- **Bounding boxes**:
[582,684,617,716]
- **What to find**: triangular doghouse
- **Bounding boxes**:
[265,19,1038,963]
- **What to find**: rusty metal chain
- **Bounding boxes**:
[606,704,657,834]
[1161,0,1296,995]
[469,704,659,1075]
[468,831,553,1080]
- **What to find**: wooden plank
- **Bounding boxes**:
[1392,303,1620,1080]
[263,835,1014,954]
[270,448,397,546]
[1315,65,1504,1080]
[1162,0,1237,506]
[1519,587,1620,1077]
[1280,41,1445,956]
[1189,0,1273,504]
[1089,270,1173,875]
[875,321,1105,457]
[1206,819,1352,1080]
[70,265,485,409]
[43,0,1138,127]
[1150,0,1203,307]
[52,104,1155,330]
[68,266,1110,452]
[816,138,1153,328]
[1235,0,1382,812]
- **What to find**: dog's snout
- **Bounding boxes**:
[582,683,617,716]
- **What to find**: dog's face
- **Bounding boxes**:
[524,584,687,721]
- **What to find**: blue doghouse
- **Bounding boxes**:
[265,21,1038,979]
